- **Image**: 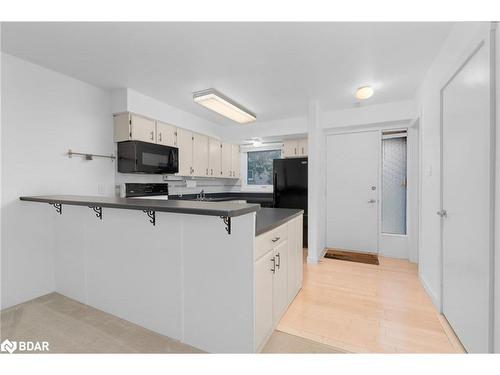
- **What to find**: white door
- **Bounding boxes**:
[283,140,298,158]
[254,250,274,350]
[441,39,493,353]
[208,138,222,177]
[221,142,232,178]
[326,131,380,253]
[156,121,177,147]
[231,144,240,178]
[177,128,193,176]
[130,114,155,143]
[298,138,308,156]
[272,241,288,322]
[193,133,209,177]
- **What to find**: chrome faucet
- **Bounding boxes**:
[197,189,206,200]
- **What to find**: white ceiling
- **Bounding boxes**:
[1,22,453,126]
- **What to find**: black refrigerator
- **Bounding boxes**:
[273,157,308,247]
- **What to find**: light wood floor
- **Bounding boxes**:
[277,253,461,353]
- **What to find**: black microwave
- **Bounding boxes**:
[117,141,179,174]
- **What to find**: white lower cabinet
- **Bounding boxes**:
[254,215,303,351]
[255,252,274,349]
[272,241,289,322]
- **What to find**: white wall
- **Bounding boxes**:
[415,22,488,309]
[322,100,416,129]
[1,53,116,309]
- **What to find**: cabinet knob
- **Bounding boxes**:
[150,131,154,140]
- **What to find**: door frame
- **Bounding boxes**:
[325,124,417,258]
[438,24,496,352]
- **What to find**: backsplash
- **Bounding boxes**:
[114,173,241,196]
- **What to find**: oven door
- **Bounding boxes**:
[118,141,179,174]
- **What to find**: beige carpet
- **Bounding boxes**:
[1,292,341,354]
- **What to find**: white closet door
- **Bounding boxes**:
[441,38,493,353]
[326,131,380,253]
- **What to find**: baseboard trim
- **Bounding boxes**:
[437,314,467,353]
[419,272,440,310]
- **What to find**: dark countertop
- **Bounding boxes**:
[255,207,303,236]
[169,192,274,205]
[19,195,260,218]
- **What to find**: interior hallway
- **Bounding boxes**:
[277,252,464,353]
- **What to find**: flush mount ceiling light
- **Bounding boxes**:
[355,86,374,100]
[193,89,256,124]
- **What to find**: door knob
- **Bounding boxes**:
[437,209,447,218]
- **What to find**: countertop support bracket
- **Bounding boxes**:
[220,216,231,235]
[50,203,62,215]
[88,205,102,220]
[143,210,156,226]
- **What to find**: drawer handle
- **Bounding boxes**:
[272,236,280,243]
[270,257,276,274]
[276,253,281,269]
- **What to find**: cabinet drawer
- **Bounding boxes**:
[255,223,287,261]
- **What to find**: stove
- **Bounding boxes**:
[120,183,169,200]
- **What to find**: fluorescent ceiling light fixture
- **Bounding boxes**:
[355,86,374,100]
[193,89,256,124]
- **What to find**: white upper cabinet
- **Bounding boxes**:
[156,121,177,147]
[209,138,222,177]
[114,111,241,178]
[231,144,241,178]
[130,114,156,143]
[283,139,298,158]
[177,128,194,176]
[114,113,155,143]
[221,142,232,178]
[298,138,308,157]
[193,133,209,177]
[283,138,308,158]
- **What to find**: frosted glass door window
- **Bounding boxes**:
[381,136,407,235]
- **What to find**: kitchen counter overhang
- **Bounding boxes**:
[19,195,260,218]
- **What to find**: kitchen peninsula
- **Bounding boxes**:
[19,195,303,353]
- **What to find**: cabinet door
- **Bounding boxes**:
[287,219,297,302]
[156,121,177,147]
[130,114,156,143]
[113,112,131,142]
[208,138,222,177]
[272,240,288,322]
[255,251,274,350]
[298,138,308,156]
[177,128,193,176]
[193,133,209,177]
[295,216,304,292]
[221,142,232,178]
[283,140,299,158]
[231,144,240,178]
